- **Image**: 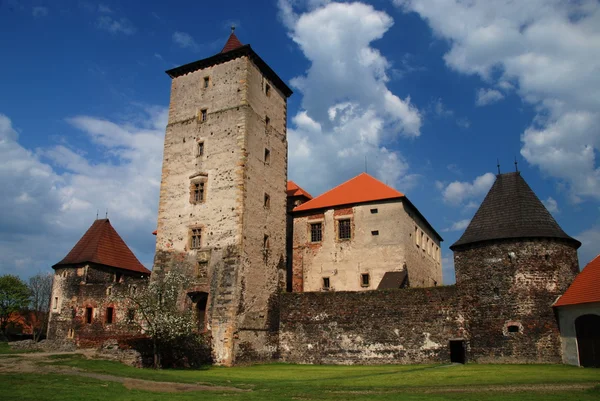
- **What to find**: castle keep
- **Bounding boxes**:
[47,32,587,367]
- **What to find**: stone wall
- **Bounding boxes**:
[292,199,442,292]
[279,286,464,364]
[47,264,148,347]
[454,239,579,363]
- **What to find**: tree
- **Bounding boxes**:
[116,271,200,368]
[0,275,31,336]
[28,273,53,342]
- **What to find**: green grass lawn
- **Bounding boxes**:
[1,352,599,401]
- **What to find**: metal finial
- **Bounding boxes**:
[497,159,501,175]
[231,25,236,33]
[105,209,108,219]
[96,209,99,220]
[514,156,519,172]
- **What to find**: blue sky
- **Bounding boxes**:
[1,0,599,284]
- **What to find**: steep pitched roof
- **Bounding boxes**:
[221,32,244,53]
[451,172,580,250]
[293,173,404,212]
[555,254,600,307]
[287,181,312,200]
[53,219,150,274]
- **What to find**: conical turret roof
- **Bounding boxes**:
[221,31,243,53]
[450,172,580,250]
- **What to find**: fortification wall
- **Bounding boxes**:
[279,286,464,364]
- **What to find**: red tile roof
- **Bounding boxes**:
[554,254,600,307]
[287,181,313,199]
[293,173,404,212]
[221,32,243,53]
[53,219,150,274]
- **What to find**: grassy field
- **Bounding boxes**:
[0,346,599,400]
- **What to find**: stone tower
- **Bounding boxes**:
[451,172,580,363]
[154,31,292,365]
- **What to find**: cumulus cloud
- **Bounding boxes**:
[396,0,600,201]
[280,1,422,194]
[97,15,136,35]
[542,196,559,214]
[32,6,48,17]
[441,172,495,205]
[475,88,504,106]
[172,31,200,51]
[443,219,471,232]
[0,108,165,277]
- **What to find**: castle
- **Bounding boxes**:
[48,32,585,367]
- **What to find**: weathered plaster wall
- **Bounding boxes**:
[47,264,148,347]
[454,239,579,363]
[292,200,442,292]
[279,286,463,364]
[555,302,600,366]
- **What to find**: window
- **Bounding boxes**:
[114,272,122,283]
[263,234,270,250]
[85,307,93,324]
[197,141,204,156]
[322,277,330,290]
[338,219,351,240]
[265,116,270,127]
[190,228,202,249]
[106,307,114,324]
[106,287,112,296]
[264,193,270,209]
[426,238,430,255]
[53,297,58,310]
[67,328,75,339]
[361,273,370,287]
[203,76,209,88]
[370,208,378,214]
[264,148,271,164]
[130,285,137,295]
[200,109,207,122]
[127,309,135,322]
[310,222,322,242]
[265,83,271,96]
[415,226,419,247]
[371,230,379,236]
[421,232,424,251]
[196,261,209,279]
[507,325,519,333]
[192,182,205,203]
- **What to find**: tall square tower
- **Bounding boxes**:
[154,31,292,365]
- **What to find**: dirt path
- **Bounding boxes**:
[0,353,247,393]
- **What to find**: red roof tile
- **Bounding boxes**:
[53,219,150,274]
[555,254,600,307]
[293,173,404,212]
[221,32,243,53]
[287,181,312,199]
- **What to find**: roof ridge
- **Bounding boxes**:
[303,173,365,205]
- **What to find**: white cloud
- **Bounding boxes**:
[542,196,559,213]
[0,108,165,277]
[280,1,422,195]
[576,226,600,268]
[441,172,495,205]
[172,31,200,51]
[97,15,136,35]
[32,6,48,17]
[475,88,504,106]
[396,0,600,201]
[443,219,471,232]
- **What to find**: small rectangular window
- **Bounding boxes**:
[106,307,114,324]
[53,297,58,310]
[264,193,270,209]
[370,208,378,214]
[85,307,93,324]
[263,234,270,250]
[322,277,330,290]
[198,141,204,156]
[310,222,322,242]
[200,109,207,122]
[265,83,271,96]
[265,116,270,127]
[190,228,202,249]
[203,77,209,88]
[264,148,271,164]
[371,230,379,236]
[415,226,419,247]
[114,272,122,283]
[361,273,370,287]
[338,219,351,240]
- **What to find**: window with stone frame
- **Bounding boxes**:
[322,277,330,290]
[203,76,210,89]
[85,307,93,324]
[264,148,271,164]
[196,260,209,279]
[264,193,270,209]
[197,141,204,157]
[361,273,370,287]
[106,307,114,324]
[190,179,206,204]
[200,108,207,122]
[190,227,202,250]
[310,222,322,242]
[338,219,351,240]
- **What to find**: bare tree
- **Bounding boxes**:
[28,273,53,342]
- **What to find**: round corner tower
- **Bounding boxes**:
[451,171,580,363]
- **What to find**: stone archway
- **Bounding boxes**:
[575,314,600,367]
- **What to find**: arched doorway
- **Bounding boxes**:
[575,314,600,367]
